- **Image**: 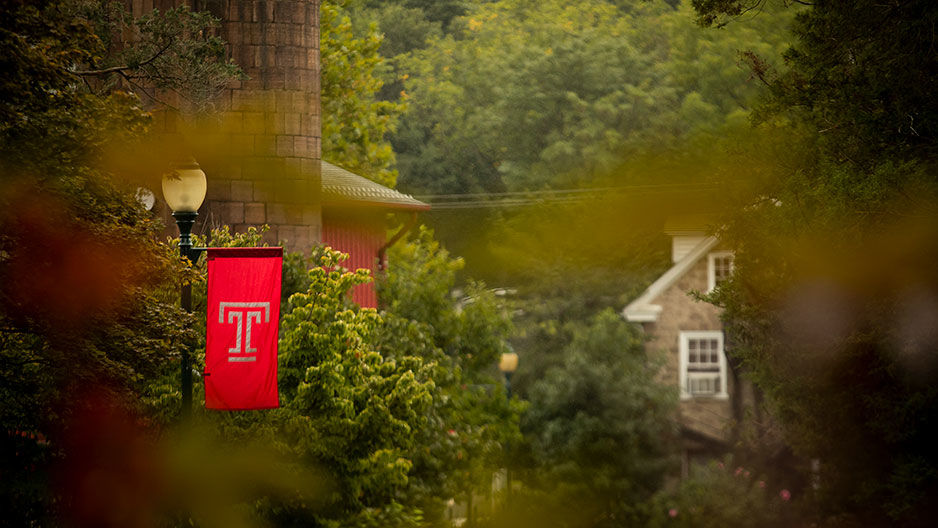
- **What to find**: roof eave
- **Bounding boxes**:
[621,236,720,322]
[321,160,430,210]
[623,305,662,322]
[322,198,431,211]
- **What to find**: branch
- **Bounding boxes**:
[121,73,181,113]
[70,38,175,77]
[80,73,97,95]
[723,87,749,110]
[71,64,132,76]
[737,0,766,18]
[2,357,53,369]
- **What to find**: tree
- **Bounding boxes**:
[388,0,794,195]
[479,198,670,391]
[268,248,435,526]
[0,1,241,523]
[321,0,406,187]
[376,227,521,525]
[373,0,468,31]
[693,0,938,168]
[360,3,443,58]
[688,0,938,524]
[520,309,677,527]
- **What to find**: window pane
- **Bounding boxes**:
[712,255,734,285]
[684,334,725,396]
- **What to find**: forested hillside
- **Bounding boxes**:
[328,0,797,385]
[333,1,938,525]
[368,0,793,195]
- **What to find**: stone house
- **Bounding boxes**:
[622,218,757,473]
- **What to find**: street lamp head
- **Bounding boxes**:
[499,351,519,374]
[162,158,207,213]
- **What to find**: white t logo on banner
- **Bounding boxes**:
[219,302,271,362]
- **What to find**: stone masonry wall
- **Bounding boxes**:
[643,252,740,444]
[140,0,322,253]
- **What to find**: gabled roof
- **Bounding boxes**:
[321,161,430,211]
[622,236,719,322]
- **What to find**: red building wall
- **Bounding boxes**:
[321,215,385,308]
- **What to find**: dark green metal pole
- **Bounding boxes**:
[174,211,198,419]
[505,371,513,511]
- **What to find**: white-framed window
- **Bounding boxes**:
[707,251,734,292]
[679,331,728,400]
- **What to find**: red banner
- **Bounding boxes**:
[205,247,282,410]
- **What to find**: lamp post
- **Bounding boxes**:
[162,159,207,419]
[498,351,518,399]
[498,350,519,510]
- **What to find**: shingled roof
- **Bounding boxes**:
[321,161,430,211]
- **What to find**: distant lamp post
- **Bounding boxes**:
[498,351,519,398]
[162,158,207,418]
[498,350,519,510]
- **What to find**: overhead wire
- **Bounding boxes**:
[414,181,734,209]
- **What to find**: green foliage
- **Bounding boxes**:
[273,248,436,522]
[376,227,522,525]
[0,2,242,523]
[688,0,938,524]
[321,502,424,528]
[380,226,511,374]
[380,0,469,30]
[695,0,938,168]
[1,2,144,179]
[774,0,937,170]
[521,309,678,527]
[362,3,443,58]
[132,223,520,526]
[690,0,760,27]
[389,0,794,195]
[160,246,435,527]
[648,460,799,527]
[73,1,243,110]
[708,191,938,524]
[321,0,406,187]
[143,235,519,527]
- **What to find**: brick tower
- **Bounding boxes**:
[140,0,322,253]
